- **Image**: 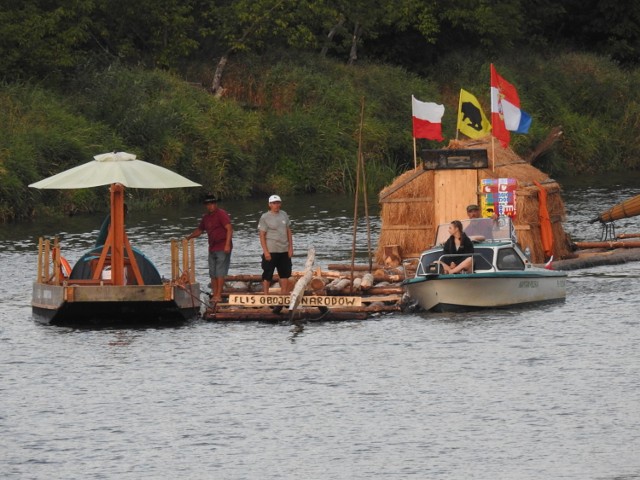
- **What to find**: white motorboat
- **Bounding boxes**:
[403,217,567,312]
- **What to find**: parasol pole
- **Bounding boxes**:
[110,183,126,285]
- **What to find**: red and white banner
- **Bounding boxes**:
[412,95,444,141]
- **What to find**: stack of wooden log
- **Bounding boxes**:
[222,263,410,298]
[203,261,415,321]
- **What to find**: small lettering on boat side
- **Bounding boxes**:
[518,280,539,288]
[228,294,362,307]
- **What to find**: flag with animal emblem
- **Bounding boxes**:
[411,95,445,141]
[490,64,532,147]
[457,89,492,139]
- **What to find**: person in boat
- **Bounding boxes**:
[259,194,294,295]
[439,220,475,274]
[464,204,495,240]
[186,194,233,304]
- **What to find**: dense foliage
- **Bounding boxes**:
[2,0,639,77]
[2,1,640,221]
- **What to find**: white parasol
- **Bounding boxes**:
[29,151,201,189]
[29,152,201,286]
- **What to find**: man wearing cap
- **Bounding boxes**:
[186,194,233,304]
[464,204,495,239]
[259,195,293,295]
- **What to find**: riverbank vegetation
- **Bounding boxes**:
[2,1,640,222]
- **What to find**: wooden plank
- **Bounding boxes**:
[209,310,369,321]
[434,169,478,227]
[361,294,402,303]
[227,294,362,307]
[70,285,167,302]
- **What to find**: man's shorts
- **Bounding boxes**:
[261,252,292,282]
[208,250,231,278]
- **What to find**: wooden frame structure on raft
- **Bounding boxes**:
[32,183,200,327]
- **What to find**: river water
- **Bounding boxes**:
[2,178,640,479]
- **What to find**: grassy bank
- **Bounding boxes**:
[2,50,639,222]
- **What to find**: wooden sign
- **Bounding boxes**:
[422,149,488,170]
[228,294,362,307]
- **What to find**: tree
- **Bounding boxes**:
[199,0,319,96]
[91,0,200,68]
[555,0,640,64]
[315,0,439,65]
[0,1,94,79]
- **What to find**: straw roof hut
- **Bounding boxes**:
[376,137,572,265]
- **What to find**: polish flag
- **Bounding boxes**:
[412,95,445,141]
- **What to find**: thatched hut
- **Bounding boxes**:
[376,137,573,265]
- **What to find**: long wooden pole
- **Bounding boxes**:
[288,247,315,313]
[351,97,366,288]
[357,97,373,272]
[455,89,461,141]
[37,237,44,283]
[491,136,496,172]
[412,137,417,169]
[574,241,640,249]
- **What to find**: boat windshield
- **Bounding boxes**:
[433,216,515,246]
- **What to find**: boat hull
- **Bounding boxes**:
[32,282,201,327]
[405,271,567,312]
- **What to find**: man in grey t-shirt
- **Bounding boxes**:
[258,195,294,295]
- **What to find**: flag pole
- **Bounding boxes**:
[491,136,495,172]
[456,89,461,141]
[413,137,417,169]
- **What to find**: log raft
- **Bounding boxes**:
[553,235,640,271]
[203,261,410,322]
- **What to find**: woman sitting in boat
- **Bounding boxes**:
[439,220,474,274]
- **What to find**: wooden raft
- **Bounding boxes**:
[202,251,408,322]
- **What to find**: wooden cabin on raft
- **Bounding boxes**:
[376,137,574,266]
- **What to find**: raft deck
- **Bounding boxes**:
[201,263,408,322]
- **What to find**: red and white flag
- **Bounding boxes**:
[412,95,445,141]
[544,256,554,270]
[490,64,531,147]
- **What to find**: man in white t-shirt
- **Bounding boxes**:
[258,195,294,295]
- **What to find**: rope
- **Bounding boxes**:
[176,283,210,310]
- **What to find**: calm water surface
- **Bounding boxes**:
[2,182,640,479]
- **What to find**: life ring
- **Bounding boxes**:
[59,256,72,278]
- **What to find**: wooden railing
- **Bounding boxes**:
[170,238,196,283]
[36,237,197,286]
[36,237,62,285]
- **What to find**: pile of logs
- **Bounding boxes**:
[203,247,417,321]
[222,263,410,298]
